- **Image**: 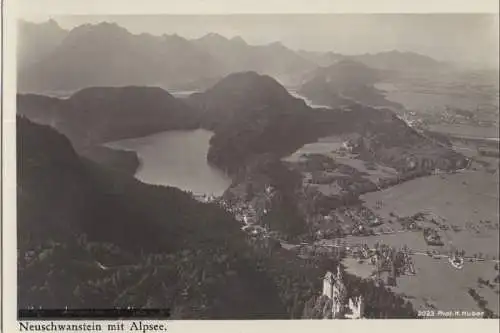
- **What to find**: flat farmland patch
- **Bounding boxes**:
[353,167,500,315]
[391,256,500,314]
[361,171,499,256]
[334,232,500,315]
[428,123,499,140]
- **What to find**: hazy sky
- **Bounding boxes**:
[29,14,500,68]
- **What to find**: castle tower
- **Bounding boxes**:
[322,271,335,299]
[336,265,343,281]
[332,297,343,318]
[358,296,365,318]
[345,296,365,319]
[332,266,347,318]
[334,265,346,303]
[323,268,349,319]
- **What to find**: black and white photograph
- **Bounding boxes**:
[3,0,500,328]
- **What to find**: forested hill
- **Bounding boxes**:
[187,71,317,174]
[298,59,403,109]
[17,86,201,174]
[17,86,200,146]
[17,116,287,318]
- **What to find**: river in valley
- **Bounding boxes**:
[105,129,232,196]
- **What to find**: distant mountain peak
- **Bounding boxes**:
[161,33,190,44]
[211,71,285,91]
[68,21,131,38]
[230,36,247,45]
[361,49,439,63]
[334,58,370,67]
[193,71,303,113]
[352,49,444,71]
[267,41,287,50]
[314,58,377,80]
[19,18,65,32]
[199,32,229,42]
[377,49,432,58]
[46,18,60,26]
[69,86,176,103]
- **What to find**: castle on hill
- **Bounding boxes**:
[322,266,364,319]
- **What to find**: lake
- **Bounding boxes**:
[287,90,332,109]
[105,129,232,196]
[171,88,333,109]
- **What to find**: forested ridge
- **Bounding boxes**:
[17,116,286,318]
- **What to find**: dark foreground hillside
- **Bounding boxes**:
[17,116,286,319]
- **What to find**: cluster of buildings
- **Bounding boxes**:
[218,185,276,237]
[191,191,266,237]
[423,227,444,246]
[342,207,382,236]
[349,243,416,284]
[341,140,356,153]
[192,193,218,203]
[228,202,267,236]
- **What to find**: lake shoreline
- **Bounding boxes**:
[104,129,233,196]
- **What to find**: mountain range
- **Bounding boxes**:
[17,20,447,93]
[17,22,222,93]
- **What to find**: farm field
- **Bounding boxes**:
[361,168,499,255]
[427,123,499,140]
[283,135,399,193]
[336,230,500,314]
[376,71,499,113]
[352,149,499,315]
[392,255,499,314]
